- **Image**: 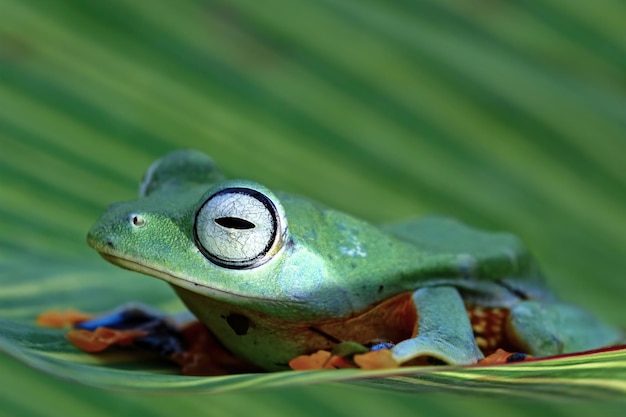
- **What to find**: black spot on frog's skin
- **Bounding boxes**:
[225,313,250,336]
[378,285,384,294]
[506,352,528,363]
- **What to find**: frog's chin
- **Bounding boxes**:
[98,253,276,303]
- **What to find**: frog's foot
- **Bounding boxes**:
[289,341,396,370]
[37,309,95,328]
[57,303,191,356]
[38,304,259,375]
[37,308,151,353]
[289,287,486,371]
[505,301,624,357]
[389,287,484,366]
[477,349,532,366]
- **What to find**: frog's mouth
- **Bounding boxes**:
[99,253,280,303]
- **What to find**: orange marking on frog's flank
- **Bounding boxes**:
[289,292,417,371]
[316,291,418,347]
[466,305,516,355]
[36,309,94,328]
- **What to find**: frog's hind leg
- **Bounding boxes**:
[391,286,484,366]
[43,304,260,375]
[73,302,196,356]
[506,301,624,357]
[75,302,196,331]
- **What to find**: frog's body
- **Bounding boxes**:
[87,150,622,371]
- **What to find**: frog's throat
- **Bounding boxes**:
[99,253,281,303]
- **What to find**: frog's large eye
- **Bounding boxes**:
[194,187,286,269]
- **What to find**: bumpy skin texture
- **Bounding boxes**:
[87,150,623,371]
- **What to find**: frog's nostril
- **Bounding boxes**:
[106,241,115,249]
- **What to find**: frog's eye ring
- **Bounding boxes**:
[194,187,286,269]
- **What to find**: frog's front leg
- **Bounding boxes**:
[391,286,484,365]
[507,301,623,356]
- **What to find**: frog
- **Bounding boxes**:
[84,150,623,371]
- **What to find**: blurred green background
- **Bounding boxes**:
[1,0,625,415]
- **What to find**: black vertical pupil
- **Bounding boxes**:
[215,217,256,230]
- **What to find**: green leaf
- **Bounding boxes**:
[2,0,626,415]
[2,256,626,400]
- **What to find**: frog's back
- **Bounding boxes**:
[384,216,530,275]
[383,216,551,304]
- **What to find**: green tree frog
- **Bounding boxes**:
[86,150,623,371]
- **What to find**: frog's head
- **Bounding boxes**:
[88,150,401,320]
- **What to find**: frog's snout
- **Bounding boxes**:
[86,221,118,252]
[87,201,138,252]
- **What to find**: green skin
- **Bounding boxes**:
[87,150,622,371]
